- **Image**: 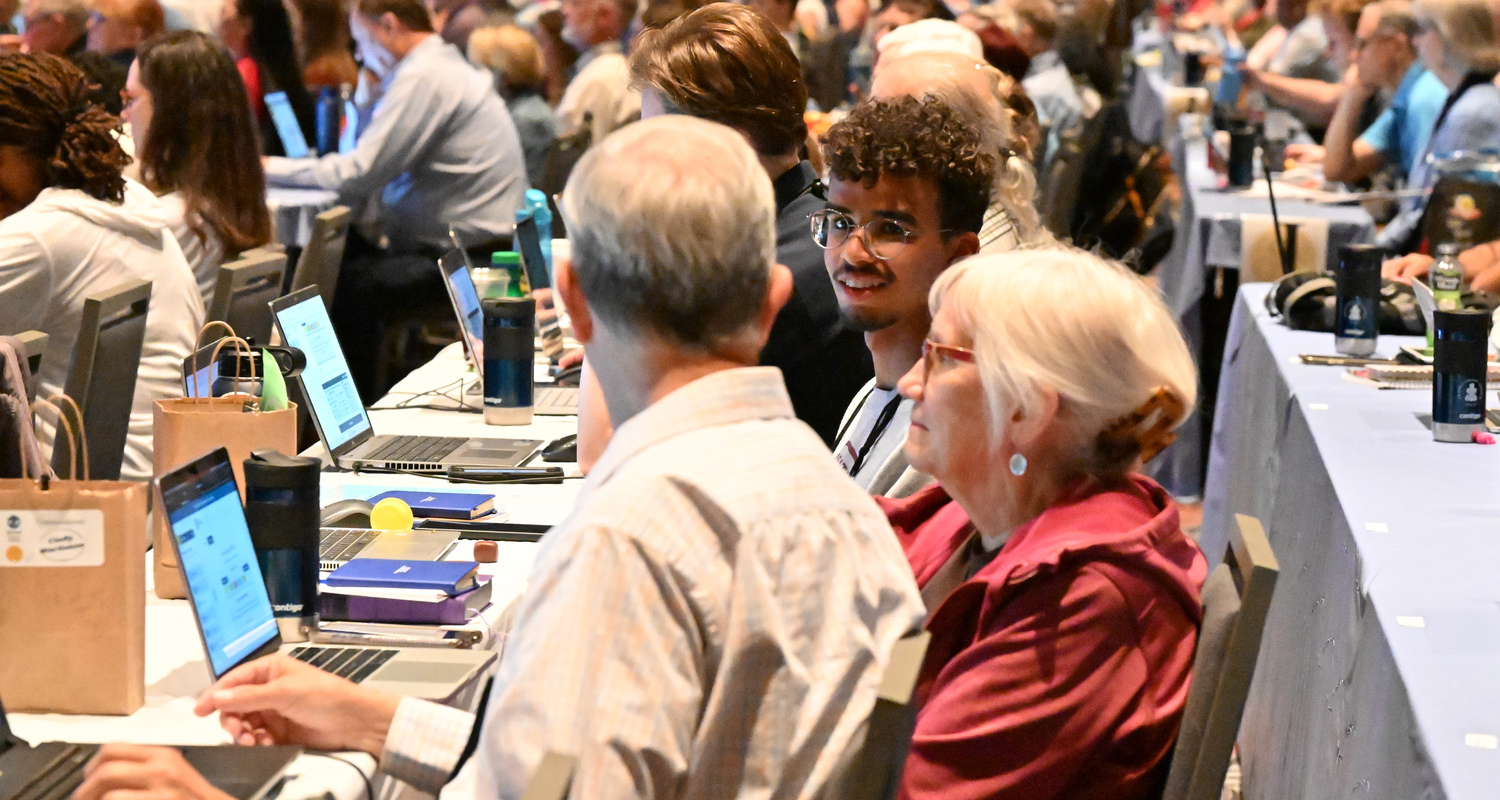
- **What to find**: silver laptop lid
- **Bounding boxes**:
[438,249,485,377]
[269,286,375,461]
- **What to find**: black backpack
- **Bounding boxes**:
[1039,100,1173,273]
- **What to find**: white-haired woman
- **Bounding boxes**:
[881,247,1206,800]
[1376,0,1500,253]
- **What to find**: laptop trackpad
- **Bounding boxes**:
[372,660,476,683]
[447,439,538,466]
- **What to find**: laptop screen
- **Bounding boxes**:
[158,450,278,678]
[273,292,372,453]
[439,250,485,370]
[265,91,310,159]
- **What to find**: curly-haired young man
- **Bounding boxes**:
[818,93,992,497]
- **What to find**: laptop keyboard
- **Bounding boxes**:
[320,527,379,570]
[11,743,97,800]
[289,646,398,683]
[364,436,466,464]
[536,386,579,412]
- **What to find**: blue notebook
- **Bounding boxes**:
[367,490,496,520]
[324,559,481,596]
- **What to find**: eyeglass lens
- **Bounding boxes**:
[811,212,910,259]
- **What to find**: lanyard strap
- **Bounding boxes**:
[1431,72,1498,139]
[845,392,904,478]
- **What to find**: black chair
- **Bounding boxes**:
[521,751,575,800]
[208,249,287,344]
[838,629,932,800]
[1161,513,1280,800]
[287,206,352,311]
[15,330,47,391]
[53,280,152,480]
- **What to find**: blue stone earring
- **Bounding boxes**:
[1009,453,1027,476]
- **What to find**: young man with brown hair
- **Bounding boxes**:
[630,2,875,446]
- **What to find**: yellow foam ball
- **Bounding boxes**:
[370,497,415,531]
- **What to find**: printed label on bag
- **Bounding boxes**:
[0,509,105,567]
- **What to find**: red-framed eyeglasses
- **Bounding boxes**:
[921,339,976,382]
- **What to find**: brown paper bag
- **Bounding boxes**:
[0,400,148,714]
[151,327,296,599]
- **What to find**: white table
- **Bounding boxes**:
[8,343,582,799]
[267,188,340,250]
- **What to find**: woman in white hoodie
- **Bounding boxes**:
[0,52,204,481]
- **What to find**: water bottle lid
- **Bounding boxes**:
[243,449,321,488]
[1338,243,1384,271]
[481,296,536,321]
[491,252,522,266]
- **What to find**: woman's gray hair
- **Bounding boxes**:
[929,246,1198,476]
[1417,0,1500,73]
[561,115,777,353]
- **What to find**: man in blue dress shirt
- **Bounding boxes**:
[1321,0,1448,184]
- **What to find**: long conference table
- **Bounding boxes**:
[1202,284,1500,800]
[1126,25,1379,502]
[8,343,580,800]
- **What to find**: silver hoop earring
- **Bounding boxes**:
[1009,453,1027,476]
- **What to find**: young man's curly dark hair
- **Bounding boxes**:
[820,94,995,235]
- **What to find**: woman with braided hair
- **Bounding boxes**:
[0,52,203,480]
[879,246,1206,800]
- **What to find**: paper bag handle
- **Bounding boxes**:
[207,335,259,401]
[31,394,88,481]
[189,322,257,403]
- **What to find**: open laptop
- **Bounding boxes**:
[436,250,578,416]
[269,285,542,472]
[0,693,300,800]
[264,91,310,159]
[158,448,495,700]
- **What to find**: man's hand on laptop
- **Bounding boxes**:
[73,744,233,800]
[194,654,401,757]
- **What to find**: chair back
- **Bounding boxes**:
[289,205,352,310]
[520,751,576,800]
[836,629,932,800]
[54,280,152,480]
[1162,513,1280,800]
[209,249,287,344]
[14,330,47,388]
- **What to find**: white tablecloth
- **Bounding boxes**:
[267,188,340,250]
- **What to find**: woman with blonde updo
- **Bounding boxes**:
[883,246,1206,800]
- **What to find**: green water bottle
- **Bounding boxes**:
[492,251,526,297]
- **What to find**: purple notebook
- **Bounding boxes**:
[319,581,493,625]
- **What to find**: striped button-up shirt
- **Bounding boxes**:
[381,367,925,799]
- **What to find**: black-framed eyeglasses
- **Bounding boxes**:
[809,208,955,260]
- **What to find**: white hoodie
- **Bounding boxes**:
[0,178,205,481]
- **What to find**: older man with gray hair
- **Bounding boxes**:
[74,115,926,800]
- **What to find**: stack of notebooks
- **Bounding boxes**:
[320,559,491,625]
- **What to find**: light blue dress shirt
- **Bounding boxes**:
[264,35,528,252]
[1357,63,1449,181]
